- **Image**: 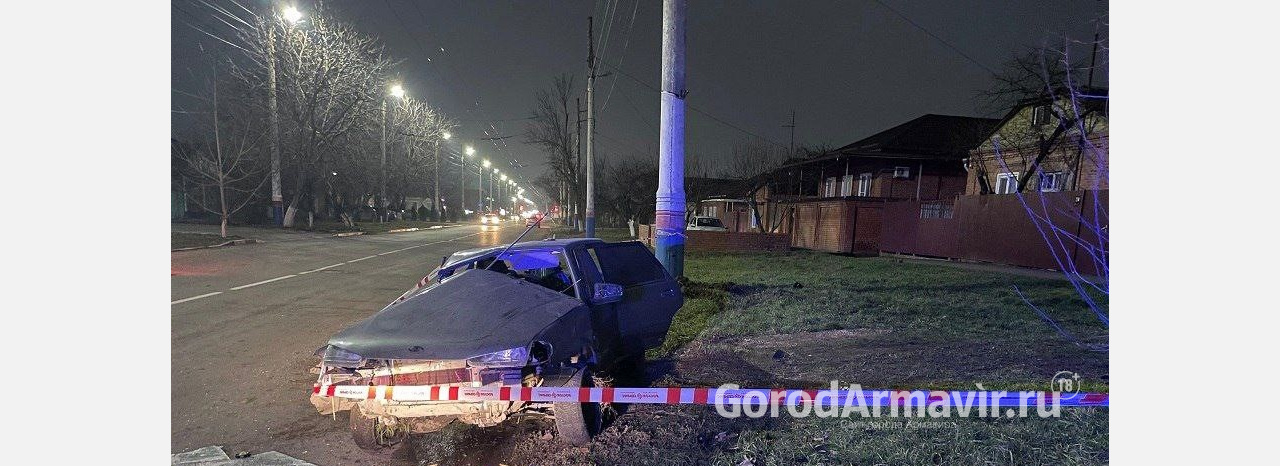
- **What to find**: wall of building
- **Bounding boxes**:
[880,190,1108,274]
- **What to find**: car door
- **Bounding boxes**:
[572,242,682,355]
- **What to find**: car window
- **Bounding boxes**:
[587,242,667,287]
[696,217,723,227]
[437,249,577,297]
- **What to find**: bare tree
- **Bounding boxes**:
[974,39,1108,194]
[989,35,1109,350]
[233,7,397,227]
[525,75,579,222]
[174,59,268,237]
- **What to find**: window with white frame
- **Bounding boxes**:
[857,173,873,196]
[995,172,1020,194]
[840,174,854,196]
[1039,171,1067,192]
[824,177,839,197]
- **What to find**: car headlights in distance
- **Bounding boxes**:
[467,346,529,368]
[321,345,365,368]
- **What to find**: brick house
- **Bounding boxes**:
[965,88,1108,195]
[762,114,1000,253]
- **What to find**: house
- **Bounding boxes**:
[965,88,1108,195]
[760,114,1000,253]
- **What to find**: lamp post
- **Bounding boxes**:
[500,174,508,211]
[435,131,450,220]
[463,146,474,218]
[381,84,406,222]
[482,160,491,212]
[491,168,499,211]
[267,6,303,226]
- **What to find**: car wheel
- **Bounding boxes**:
[553,367,601,446]
[349,406,403,451]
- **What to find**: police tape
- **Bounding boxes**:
[311,383,1108,407]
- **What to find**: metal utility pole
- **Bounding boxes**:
[433,139,441,220]
[655,0,687,277]
[459,155,466,217]
[584,16,597,237]
[266,23,284,226]
[784,110,796,156]
[379,99,387,222]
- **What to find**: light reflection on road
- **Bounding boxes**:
[477,225,504,246]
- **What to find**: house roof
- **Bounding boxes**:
[834,114,1002,158]
[686,176,752,199]
[775,114,1001,170]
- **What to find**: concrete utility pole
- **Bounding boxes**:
[576,98,585,231]
[655,0,687,277]
[266,24,283,226]
[585,16,597,237]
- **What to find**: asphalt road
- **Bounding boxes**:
[171,222,546,464]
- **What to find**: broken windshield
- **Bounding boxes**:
[436,248,577,297]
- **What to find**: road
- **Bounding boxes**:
[171,222,546,464]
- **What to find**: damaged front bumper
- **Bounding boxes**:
[309,359,541,430]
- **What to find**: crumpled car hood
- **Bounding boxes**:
[327,268,587,361]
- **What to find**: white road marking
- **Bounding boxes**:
[172,230,490,306]
[171,291,223,305]
[298,263,345,275]
[229,274,297,290]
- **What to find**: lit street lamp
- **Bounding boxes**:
[282,6,303,23]
[381,83,405,221]
[267,6,304,226]
[460,145,475,217]
[482,160,491,211]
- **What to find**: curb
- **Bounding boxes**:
[331,231,365,237]
[171,238,262,252]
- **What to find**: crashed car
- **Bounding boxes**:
[310,238,683,449]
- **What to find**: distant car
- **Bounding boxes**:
[480,213,501,225]
[687,216,728,231]
[310,238,683,449]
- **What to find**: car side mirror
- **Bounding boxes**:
[591,283,624,304]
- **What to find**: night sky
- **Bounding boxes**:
[172,0,1108,194]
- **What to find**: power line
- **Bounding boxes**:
[598,0,640,114]
[596,56,788,149]
[871,0,998,76]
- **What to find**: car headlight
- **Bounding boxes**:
[466,346,529,368]
[321,345,365,368]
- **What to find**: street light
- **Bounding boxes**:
[282,6,303,23]
[465,146,475,156]
[267,6,304,226]
[381,84,405,220]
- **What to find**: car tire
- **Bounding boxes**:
[553,367,601,446]
[349,406,399,451]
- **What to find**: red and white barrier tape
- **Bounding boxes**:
[311,383,1108,407]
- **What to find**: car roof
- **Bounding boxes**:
[449,237,612,258]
